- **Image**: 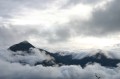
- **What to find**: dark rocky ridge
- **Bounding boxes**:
[8,41,120,68]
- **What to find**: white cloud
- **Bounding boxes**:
[9,3,92,26]
[0,0,120,50]
[0,47,120,79]
[0,48,53,66]
[0,57,120,79]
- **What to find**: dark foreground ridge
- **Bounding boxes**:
[8,41,120,68]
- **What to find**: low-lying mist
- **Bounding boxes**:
[0,48,120,79]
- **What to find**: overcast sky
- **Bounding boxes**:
[0,0,120,51]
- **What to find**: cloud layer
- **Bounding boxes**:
[0,48,120,79]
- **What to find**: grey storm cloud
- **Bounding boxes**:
[0,25,18,48]
[0,0,55,18]
[89,0,120,35]
[56,0,120,39]
[64,0,103,6]
[0,25,39,48]
[0,24,71,48]
[34,0,120,43]
[0,0,120,46]
[71,0,120,36]
[46,27,72,43]
[0,0,72,45]
[60,0,105,9]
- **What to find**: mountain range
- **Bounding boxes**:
[8,41,120,68]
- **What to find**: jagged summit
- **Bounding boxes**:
[8,41,35,52]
